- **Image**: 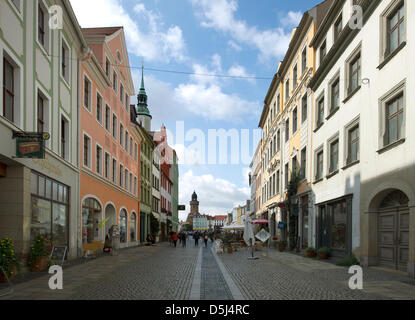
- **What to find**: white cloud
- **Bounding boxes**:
[174,54,259,121]
[179,170,250,221]
[281,11,303,27]
[70,0,187,63]
[228,40,242,52]
[190,0,293,61]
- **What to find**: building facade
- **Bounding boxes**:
[79,27,139,251]
[0,0,87,258]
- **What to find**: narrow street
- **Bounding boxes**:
[1,241,414,300]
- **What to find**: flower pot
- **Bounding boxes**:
[30,256,48,272]
[318,252,329,260]
[0,266,16,283]
[306,251,315,258]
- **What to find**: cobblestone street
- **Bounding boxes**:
[1,241,414,300]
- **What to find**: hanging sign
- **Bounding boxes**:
[13,131,50,159]
[255,229,271,243]
[278,222,286,230]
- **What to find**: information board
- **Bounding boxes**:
[50,246,67,266]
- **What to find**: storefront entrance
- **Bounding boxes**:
[317,196,352,257]
[82,198,102,243]
[377,190,409,271]
[104,204,116,240]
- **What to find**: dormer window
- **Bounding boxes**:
[334,15,343,42]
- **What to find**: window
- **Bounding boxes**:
[113,72,118,93]
[84,76,91,111]
[120,209,127,243]
[349,54,361,93]
[285,79,290,101]
[104,153,110,179]
[125,131,129,152]
[38,3,46,47]
[61,39,70,83]
[134,177,137,196]
[302,94,307,123]
[316,150,324,180]
[334,15,343,42]
[96,145,102,175]
[105,105,111,131]
[96,93,102,124]
[285,163,289,189]
[3,56,16,123]
[125,169,128,190]
[61,116,69,160]
[387,4,405,55]
[385,94,404,146]
[301,47,307,74]
[120,84,124,103]
[134,143,138,161]
[120,124,124,147]
[300,147,307,180]
[112,159,117,183]
[292,107,298,134]
[130,212,136,241]
[285,119,290,142]
[293,64,298,88]
[276,170,280,194]
[316,96,325,128]
[329,139,339,174]
[347,124,359,164]
[129,173,133,193]
[83,134,91,168]
[30,172,69,247]
[320,40,327,65]
[105,57,111,78]
[119,164,124,187]
[125,94,129,110]
[330,78,340,113]
[277,130,281,151]
[37,94,45,133]
[112,114,117,139]
[130,138,133,157]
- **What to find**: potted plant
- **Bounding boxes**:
[28,234,49,272]
[305,247,315,258]
[0,238,19,283]
[278,240,287,252]
[317,247,330,260]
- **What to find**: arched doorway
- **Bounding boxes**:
[104,203,116,240]
[376,190,409,271]
[130,212,137,242]
[119,209,128,243]
[82,198,102,243]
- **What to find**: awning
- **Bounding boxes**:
[251,219,269,225]
[222,224,245,230]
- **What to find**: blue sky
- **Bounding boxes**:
[70,0,323,221]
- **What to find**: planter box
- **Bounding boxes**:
[0,266,16,283]
[30,256,48,272]
[318,252,329,260]
[306,251,315,258]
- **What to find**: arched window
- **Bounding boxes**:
[120,209,128,243]
[130,213,137,241]
[82,198,102,243]
[380,190,409,209]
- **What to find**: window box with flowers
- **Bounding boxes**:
[0,238,19,283]
[28,235,50,272]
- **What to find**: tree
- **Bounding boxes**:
[285,169,301,251]
[150,213,160,239]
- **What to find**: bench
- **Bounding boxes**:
[83,241,104,258]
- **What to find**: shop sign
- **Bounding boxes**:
[13,131,50,159]
[255,229,271,243]
[278,222,286,230]
[178,205,186,211]
[50,246,67,266]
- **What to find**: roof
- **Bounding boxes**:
[81,27,123,36]
[214,216,228,220]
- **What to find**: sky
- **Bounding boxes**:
[70,0,323,221]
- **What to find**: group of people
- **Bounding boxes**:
[168,231,213,248]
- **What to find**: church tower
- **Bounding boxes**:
[136,67,152,132]
[190,191,199,214]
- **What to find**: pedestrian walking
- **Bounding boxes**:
[182,232,187,248]
[172,232,178,248]
[203,233,209,248]
[194,232,200,247]
[169,230,174,246]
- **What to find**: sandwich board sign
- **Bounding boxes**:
[50,246,67,267]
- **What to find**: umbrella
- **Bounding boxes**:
[222,224,245,230]
[251,219,269,225]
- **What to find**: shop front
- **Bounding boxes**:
[316,195,353,258]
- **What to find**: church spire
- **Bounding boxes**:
[136,66,152,121]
